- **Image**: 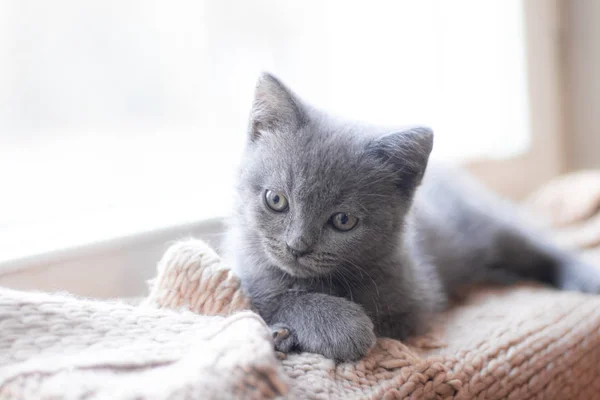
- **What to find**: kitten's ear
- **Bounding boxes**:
[248,72,305,142]
[367,126,434,191]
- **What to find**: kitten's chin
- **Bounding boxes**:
[276,264,310,278]
[266,251,325,278]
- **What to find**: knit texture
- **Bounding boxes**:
[2,171,600,399]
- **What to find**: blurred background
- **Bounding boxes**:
[1,0,599,298]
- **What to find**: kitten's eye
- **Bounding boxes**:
[265,190,289,212]
[331,212,359,232]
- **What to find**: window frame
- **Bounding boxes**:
[465,0,566,200]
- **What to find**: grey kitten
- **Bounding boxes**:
[225,73,600,362]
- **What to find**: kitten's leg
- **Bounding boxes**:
[417,165,600,295]
[265,292,376,362]
[490,227,600,293]
[433,209,600,295]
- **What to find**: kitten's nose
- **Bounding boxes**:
[286,242,312,258]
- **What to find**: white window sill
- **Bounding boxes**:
[0,133,237,297]
[0,209,227,299]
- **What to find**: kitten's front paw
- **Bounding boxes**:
[267,294,376,362]
[329,315,377,362]
[270,323,296,354]
[306,300,376,362]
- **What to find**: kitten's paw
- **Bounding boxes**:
[560,261,600,294]
[337,310,377,362]
[563,277,600,294]
[270,323,295,354]
[308,301,376,362]
[573,276,600,294]
[331,319,376,362]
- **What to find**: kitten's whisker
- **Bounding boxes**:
[334,269,355,301]
[337,258,381,319]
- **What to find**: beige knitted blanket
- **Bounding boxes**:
[2,171,600,399]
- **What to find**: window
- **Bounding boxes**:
[1,0,533,263]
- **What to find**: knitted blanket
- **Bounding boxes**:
[2,171,600,399]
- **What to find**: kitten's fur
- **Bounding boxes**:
[225,73,600,362]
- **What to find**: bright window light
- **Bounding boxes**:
[0,0,530,260]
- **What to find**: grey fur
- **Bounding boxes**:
[225,73,600,362]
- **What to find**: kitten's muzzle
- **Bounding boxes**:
[286,243,312,258]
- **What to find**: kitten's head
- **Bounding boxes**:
[235,73,433,278]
